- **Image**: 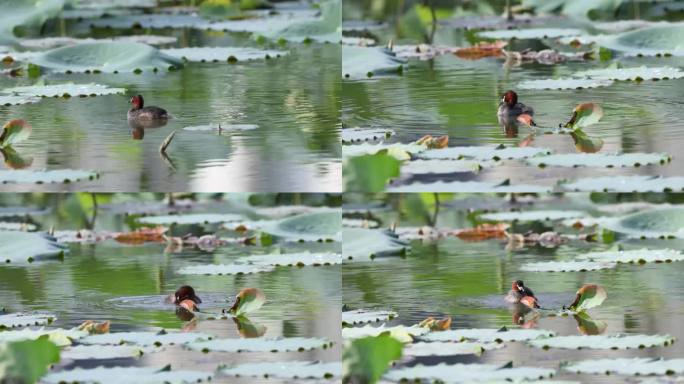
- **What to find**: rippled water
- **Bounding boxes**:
[0,198,341,383]
[0,14,341,192]
[342,24,684,188]
[342,194,684,383]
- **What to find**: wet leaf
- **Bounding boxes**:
[342,228,408,261]
[0,221,36,231]
[520,260,615,272]
[564,357,684,376]
[422,328,555,343]
[529,152,669,168]
[564,103,603,129]
[0,95,41,106]
[0,328,88,347]
[598,24,684,56]
[342,128,395,143]
[137,213,242,225]
[388,180,553,193]
[0,338,60,384]
[478,28,583,40]
[601,208,684,239]
[342,218,380,229]
[530,334,674,350]
[561,176,684,192]
[342,309,397,326]
[3,83,125,98]
[454,223,509,241]
[343,334,402,384]
[574,65,684,81]
[263,0,340,43]
[574,313,608,335]
[417,316,451,331]
[187,336,329,352]
[43,366,213,384]
[568,284,607,312]
[401,159,485,175]
[29,42,183,73]
[161,47,287,62]
[0,0,63,45]
[228,288,266,317]
[223,361,341,380]
[385,362,555,382]
[232,316,267,338]
[61,345,146,360]
[177,263,275,275]
[262,211,341,242]
[183,124,258,132]
[0,119,32,147]
[575,248,684,264]
[239,251,342,266]
[0,313,55,329]
[0,231,66,263]
[342,46,406,79]
[421,145,551,161]
[0,169,98,184]
[344,142,427,160]
[480,210,585,222]
[81,330,213,346]
[517,78,614,90]
[404,341,502,357]
[342,324,428,343]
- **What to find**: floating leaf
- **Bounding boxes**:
[564,103,604,129]
[342,310,397,325]
[0,339,60,384]
[342,228,408,261]
[342,128,395,144]
[598,24,684,56]
[262,211,341,242]
[0,222,36,231]
[388,180,553,193]
[520,261,615,272]
[0,0,64,45]
[161,47,287,62]
[573,66,684,81]
[228,288,266,317]
[182,124,258,132]
[137,213,243,225]
[478,28,583,40]
[222,361,341,380]
[29,42,183,73]
[529,334,674,350]
[576,248,684,264]
[81,331,213,346]
[422,328,555,343]
[564,358,684,376]
[239,251,342,266]
[343,142,427,160]
[480,210,585,222]
[342,46,406,79]
[401,159,485,175]
[0,231,66,263]
[342,218,380,229]
[601,208,684,238]
[342,324,428,343]
[3,83,125,98]
[404,341,503,357]
[455,40,507,60]
[177,264,275,275]
[0,169,98,184]
[518,78,614,90]
[187,337,329,353]
[567,284,607,313]
[61,345,146,360]
[0,95,40,106]
[420,145,551,161]
[561,176,684,192]
[0,313,55,329]
[0,119,32,148]
[343,334,402,384]
[0,328,88,347]
[528,152,669,168]
[455,223,509,241]
[43,366,213,384]
[263,0,340,43]
[385,362,555,382]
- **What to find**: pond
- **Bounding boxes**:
[342,193,684,383]
[0,193,341,383]
[342,4,684,192]
[0,1,341,192]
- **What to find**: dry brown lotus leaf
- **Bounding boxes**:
[78,320,111,334]
[454,223,510,241]
[455,40,507,60]
[114,226,167,244]
[415,135,449,149]
[418,316,452,331]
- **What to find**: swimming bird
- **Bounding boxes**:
[497,90,536,127]
[505,280,539,308]
[172,285,202,312]
[127,95,168,121]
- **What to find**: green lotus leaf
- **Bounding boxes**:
[61,345,147,360]
[0,119,32,148]
[221,361,341,380]
[342,309,397,325]
[420,145,551,161]
[401,159,487,175]
[342,228,409,261]
[177,264,275,275]
[576,248,684,263]
[0,328,88,347]
[561,176,684,192]
[564,357,684,376]
[478,27,583,40]
[0,338,60,384]
[404,341,503,357]
[598,24,684,56]
[0,0,64,45]
[342,324,429,342]
[343,46,406,80]
[0,313,55,329]
[528,153,670,168]
[573,66,684,81]
[518,78,614,90]
[43,366,213,384]
[262,211,341,242]
[342,128,396,144]
[81,331,213,346]
[343,334,402,383]
[387,180,553,193]
[264,0,341,43]
[0,231,66,263]
[343,142,426,160]
[520,260,616,272]
[0,169,98,184]
[29,42,183,73]
[3,83,126,98]
[161,47,287,62]
[529,334,674,350]
[601,208,684,238]
[422,328,555,343]
[136,213,243,225]
[385,362,555,382]
[238,251,342,266]
[187,337,331,352]
[0,222,36,231]
[480,210,586,222]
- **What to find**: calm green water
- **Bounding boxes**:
[342,194,684,383]
[342,21,684,189]
[0,195,341,383]
[0,9,341,192]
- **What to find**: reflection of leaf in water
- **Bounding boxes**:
[232,316,267,338]
[0,119,32,148]
[571,129,604,153]
[574,312,607,335]
[0,147,33,169]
